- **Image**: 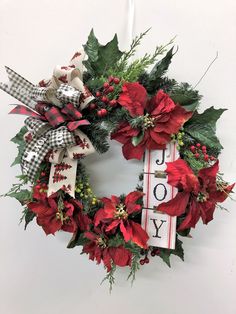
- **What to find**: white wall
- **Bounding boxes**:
[0,0,236,313]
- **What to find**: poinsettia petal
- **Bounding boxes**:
[103,248,112,272]
[129,221,149,249]
[118,82,147,117]
[122,141,145,160]
[210,183,235,203]
[199,201,216,224]
[77,212,91,231]
[125,191,144,214]
[198,160,219,180]
[111,123,139,144]
[157,191,190,216]
[165,159,199,192]
[109,246,132,267]
[149,90,175,116]
[178,199,200,231]
[94,207,114,226]
[27,202,50,215]
[106,219,120,232]
[38,216,62,235]
[84,231,98,242]
[120,220,132,242]
[111,195,120,206]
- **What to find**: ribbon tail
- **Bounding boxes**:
[0,67,37,109]
[47,155,77,198]
[9,104,42,118]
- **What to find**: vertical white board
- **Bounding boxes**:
[142,143,179,249]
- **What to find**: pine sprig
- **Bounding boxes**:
[101,263,116,293]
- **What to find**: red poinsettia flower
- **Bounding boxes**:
[94,191,149,249]
[27,192,91,235]
[111,82,192,160]
[157,159,235,230]
[83,228,132,271]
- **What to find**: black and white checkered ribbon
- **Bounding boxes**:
[0,68,84,109]
[30,84,82,107]
[0,67,37,109]
[22,117,76,181]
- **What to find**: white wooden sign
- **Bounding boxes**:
[141,143,179,249]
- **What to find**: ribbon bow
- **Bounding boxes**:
[0,50,94,110]
[0,50,95,197]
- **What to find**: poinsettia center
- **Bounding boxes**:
[56,210,69,223]
[114,203,128,220]
[96,237,107,248]
[143,113,155,130]
[197,191,209,202]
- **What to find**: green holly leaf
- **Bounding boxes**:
[171,237,184,261]
[11,143,25,166]
[146,47,174,93]
[131,130,144,147]
[24,210,36,230]
[11,126,27,166]
[7,189,31,205]
[184,106,226,151]
[159,249,171,267]
[84,29,99,63]
[158,236,184,267]
[11,126,27,145]
[170,82,201,112]
[67,232,88,248]
[83,29,123,77]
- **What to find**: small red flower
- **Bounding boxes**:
[94,191,149,249]
[111,82,192,160]
[83,228,132,271]
[157,159,235,230]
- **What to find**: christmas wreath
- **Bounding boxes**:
[1,29,234,289]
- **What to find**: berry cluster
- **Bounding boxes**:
[75,181,97,205]
[35,171,49,193]
[139,248,160,265]
[190,143,216,162]
[89,76,120,117]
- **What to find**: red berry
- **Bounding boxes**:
[89,103,97,110]
[113,77,120,84]
[96,91,101,97]
[196,143,201,148]
[36,179,40,183]
[101,96,108,103]
[109,99,117,107]
[190,145,195,152]
[103,82,109,88]
[204,154,209,161]
[108,76,114,83]
[108,86,114,93]
[202,145,207,151]
[35,184,41,189]
[145,257,150,264]
[101,109,107,116]
[97,110,103,117]
[151,251,156,257]
[195,153,200,159]
[41,172,46,176]
[140,259,145,265]
[210,156,215,161]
